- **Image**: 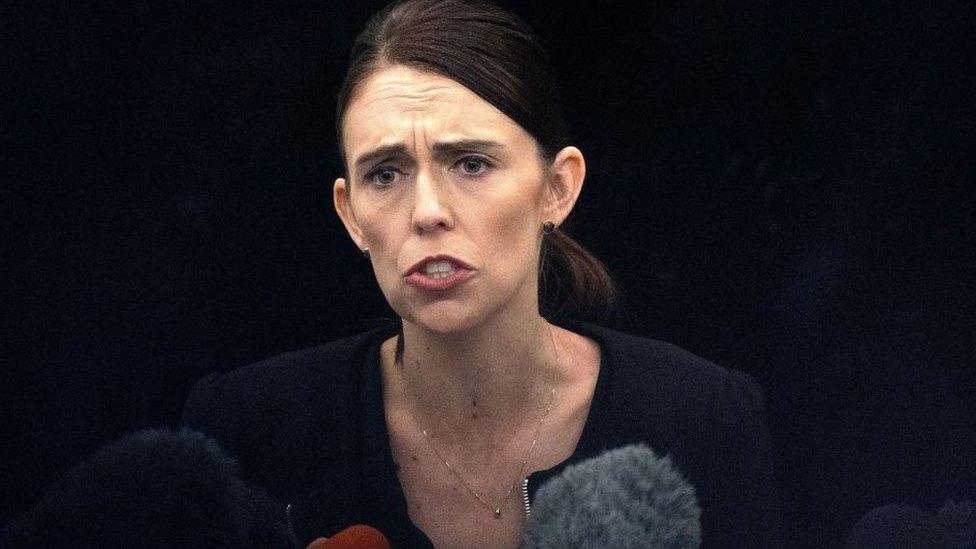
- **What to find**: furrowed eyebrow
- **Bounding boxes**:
[353,144,409,172]
[353,139,504,171]
[430,139,504,156]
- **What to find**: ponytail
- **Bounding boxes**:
[539,228,621,325]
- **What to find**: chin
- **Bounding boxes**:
[397,300,491,335]
[385,275,532,335]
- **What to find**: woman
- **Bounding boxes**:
[182,0,784,547]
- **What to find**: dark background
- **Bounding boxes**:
[3,1,974,546]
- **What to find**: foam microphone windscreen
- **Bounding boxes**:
[845,504,946,549]
[936,499,976,548]
[0,428,294,548]
[522,444,701,549]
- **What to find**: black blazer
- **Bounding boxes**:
[181,317,784,548]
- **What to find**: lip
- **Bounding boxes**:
[403,254,476,292]
[404,268,474,291]
[403,254,476,277]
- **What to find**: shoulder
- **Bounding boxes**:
[613,329,766,409]
[180,323,396,441]
[186,331,365,404]
[555,318,769,446]
[558,317,758,404]
[555,319,783,544]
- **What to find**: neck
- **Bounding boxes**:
[391,306,559,447]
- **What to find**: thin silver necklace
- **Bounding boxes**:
[395,323,560,519]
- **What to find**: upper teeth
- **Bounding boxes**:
[423,260,457,278]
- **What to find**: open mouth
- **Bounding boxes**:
[421,259,458,279]
[404,256,474,291]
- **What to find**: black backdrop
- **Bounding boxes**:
[3,1,974,546]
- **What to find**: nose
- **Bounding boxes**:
[411,169,453,234]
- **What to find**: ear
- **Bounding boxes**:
[542,146,586,228]
[332,177,367,251]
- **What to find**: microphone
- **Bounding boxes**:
[0,428,294,548]
[521,443,701,549]
[845,504,946,549]
[936,499,976,548]
[846,500,976,549]
[305,525,392,549]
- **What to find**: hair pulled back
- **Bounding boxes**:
[336,0,620,328]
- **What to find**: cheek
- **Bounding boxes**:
[354,200,405,280]
[479,194,541,275]
[354,197,398,249]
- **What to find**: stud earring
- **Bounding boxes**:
[542,220,555,235]
[362,247,370,259]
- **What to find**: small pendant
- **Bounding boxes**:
[494,509,501,519]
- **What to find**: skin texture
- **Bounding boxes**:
[333,63,588,422]
[334,64,583,336]
[332,65,598,548]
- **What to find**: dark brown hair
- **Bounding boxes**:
[336,0,621,339]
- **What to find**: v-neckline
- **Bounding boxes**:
[358,316,614,547]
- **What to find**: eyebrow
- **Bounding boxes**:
[352,139,505,171]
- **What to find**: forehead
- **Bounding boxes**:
[342,65,529,160]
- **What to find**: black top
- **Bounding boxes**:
[181,317,784,548]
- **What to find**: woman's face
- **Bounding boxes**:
[334,65,584,333]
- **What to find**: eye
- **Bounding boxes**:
[364,166,402,187]
[454,155,492,177]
